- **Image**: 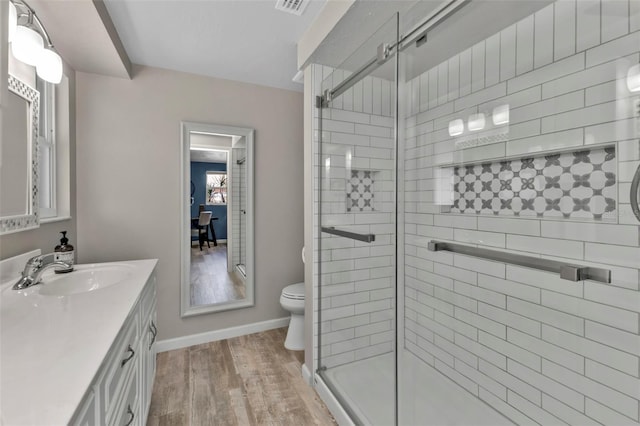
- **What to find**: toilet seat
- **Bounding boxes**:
[282,283,305,300]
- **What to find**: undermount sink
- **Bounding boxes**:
[38,264,135,296]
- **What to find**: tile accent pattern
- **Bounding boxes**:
[346,170,375,212]
[450,147,617,220]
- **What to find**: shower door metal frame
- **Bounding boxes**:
[314,1,485,424]
[315,0,469,109]
[315,12,401,426]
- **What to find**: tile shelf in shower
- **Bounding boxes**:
[438,146,617,221]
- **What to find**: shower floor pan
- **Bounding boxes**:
[324,350,514,425]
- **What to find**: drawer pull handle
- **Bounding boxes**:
[121,345,135,367]
[124,404,135,426]
[149,321,157,349]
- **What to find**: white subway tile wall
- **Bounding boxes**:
[315,65,397,369]
[404,1,640,425]
[231,147,246,269]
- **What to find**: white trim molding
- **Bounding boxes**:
[156,317,289,353]
[301,363,313,386]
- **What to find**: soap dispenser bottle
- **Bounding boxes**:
[54,231,74,273]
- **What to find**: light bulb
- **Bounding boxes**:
[11,25,43,66]
[9,2,17,43]
[468,113,486,131]
[492,104,510,125]
[627,64,640,93]
[37,49,63,84]
[448,119,464,136]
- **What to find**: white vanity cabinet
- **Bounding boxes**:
[70,272,158,426]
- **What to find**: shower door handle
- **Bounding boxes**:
[321,227,376,243]
[631,162,640,222]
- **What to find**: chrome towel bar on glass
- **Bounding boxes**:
[321,227,376,243]
[427,240,611,284]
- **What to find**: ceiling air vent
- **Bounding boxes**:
[275,0,309,16]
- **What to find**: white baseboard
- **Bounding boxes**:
[157,317,290,352]
[314,374,355,426]
[301,363,312,386]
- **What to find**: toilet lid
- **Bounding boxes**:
[282,283,305,300]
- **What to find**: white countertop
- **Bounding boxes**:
[0,259,158,425]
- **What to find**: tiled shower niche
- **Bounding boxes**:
[346,169,376,212]
[448,146,616,220]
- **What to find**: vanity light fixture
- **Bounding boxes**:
[448,119,464,136]
[8,2,17,42]
[627,64,640,93]
[492,104,510,125]
[468,113,486,131]
[9,0,63,84]
[11,25,42,66]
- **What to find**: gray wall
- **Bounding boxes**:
[75,65,305,340]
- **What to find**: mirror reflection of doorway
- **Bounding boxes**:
[189,133,246,306]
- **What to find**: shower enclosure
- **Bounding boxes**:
[232,147,247,277]
[313,1,640,425]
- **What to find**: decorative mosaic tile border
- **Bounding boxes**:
[1,74,40,234]
[450,147,616,220]
[347,170,375,212]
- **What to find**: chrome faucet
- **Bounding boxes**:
[12,253,72,290]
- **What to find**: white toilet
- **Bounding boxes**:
[280,282,305,351]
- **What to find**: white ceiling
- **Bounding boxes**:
[190,133,232,163]
[29,0,131,78]
[190,149,228,163]
[103,0,328,92]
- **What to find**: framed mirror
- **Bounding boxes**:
[1,75,40,234]
[180,121,254,317]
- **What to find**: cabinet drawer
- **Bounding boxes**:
[102,312,139,424]
[112,367,139,426]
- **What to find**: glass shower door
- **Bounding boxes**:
[398,1,640,425]
[316,13,399,425]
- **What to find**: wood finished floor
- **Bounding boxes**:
[190,244,246,306]
[147,328,336,426]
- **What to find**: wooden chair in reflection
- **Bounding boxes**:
[191,211,212,250]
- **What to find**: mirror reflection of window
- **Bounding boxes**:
[206,172,227,205]
[37,76,57,218]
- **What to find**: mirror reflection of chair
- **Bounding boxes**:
[191,211,212,250]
